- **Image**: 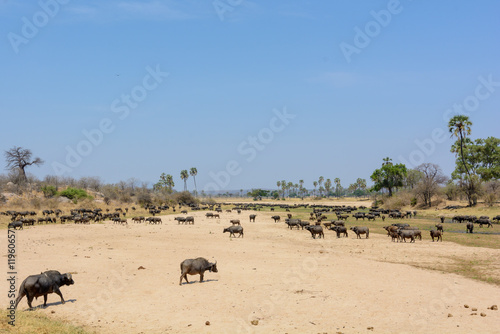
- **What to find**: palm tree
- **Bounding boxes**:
[334,178,341,198]
[324,178,332,197]
[190,167,198,195]
[180,170,189,191]
[299,179,304,197]
[281,180,286,198]
[166,174,175,191]
[448,115,474,206]
[448,115,473,178]
[313,181,318,196]
[318,176,324,196]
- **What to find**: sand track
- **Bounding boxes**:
[3,210,499,333]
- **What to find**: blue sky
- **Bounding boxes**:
[1,0,499,192]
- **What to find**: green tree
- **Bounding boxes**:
[248,188,270,199]
[370,158,408,196]
[313,181,318,196]
[190,167,198,195]
[180,170,189,191]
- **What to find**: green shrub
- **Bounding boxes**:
[58,187,92,201]
[410,197,417,207]
[41,185,57,198]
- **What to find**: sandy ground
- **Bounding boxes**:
[2,210,500,334]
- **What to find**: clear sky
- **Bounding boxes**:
[1,0,499,193]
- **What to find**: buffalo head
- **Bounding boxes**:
[63,273,74,286]
[210,261,218,273]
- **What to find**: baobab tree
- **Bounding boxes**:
[4,146,44,182]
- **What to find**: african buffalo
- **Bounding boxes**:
[466,222,474,233]
[223,225,244,238]
[15,270,74,309]
[430,230,442,242]
[476,218,492,228]
[305,225,324,239]
[350,226,369,239]
[249,214,256,222]
[8,221,23,230]
[330,225,348,238]
[179,257,217,285]
[398,230,415,243]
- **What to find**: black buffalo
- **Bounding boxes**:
[8,221,23,230]
[179,257,217,285]
[15,270,74,309]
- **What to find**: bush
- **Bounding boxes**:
[58,187,93,201]
[137,192,152,206]
[384,192,411,210]
[41,185,57,198]
[174,191,199,206]
[410,197,417,207]
[30,197,42,209]
[119,193,132,203]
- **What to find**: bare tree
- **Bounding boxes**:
[4,146,44,182]
[414,163,448,207]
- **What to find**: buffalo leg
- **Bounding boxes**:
[199,273,204,283]
[180,274,189,285]
[27,295,34,308]
[54,287,65,304]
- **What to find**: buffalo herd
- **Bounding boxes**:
[6,201,498,310]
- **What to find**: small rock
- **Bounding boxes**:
[251,320,259,326]
[490,305,498,310]
[51,310,55,314]
[480,313,486,317]
[470,313,477,316]
[205,321,210,326]
[138,266,146,270]
[472,308,477,311]
[367,327,374,331]
[464,304,469,308]
[447,313,453,317]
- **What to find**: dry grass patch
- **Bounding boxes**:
[0,310,92,334]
